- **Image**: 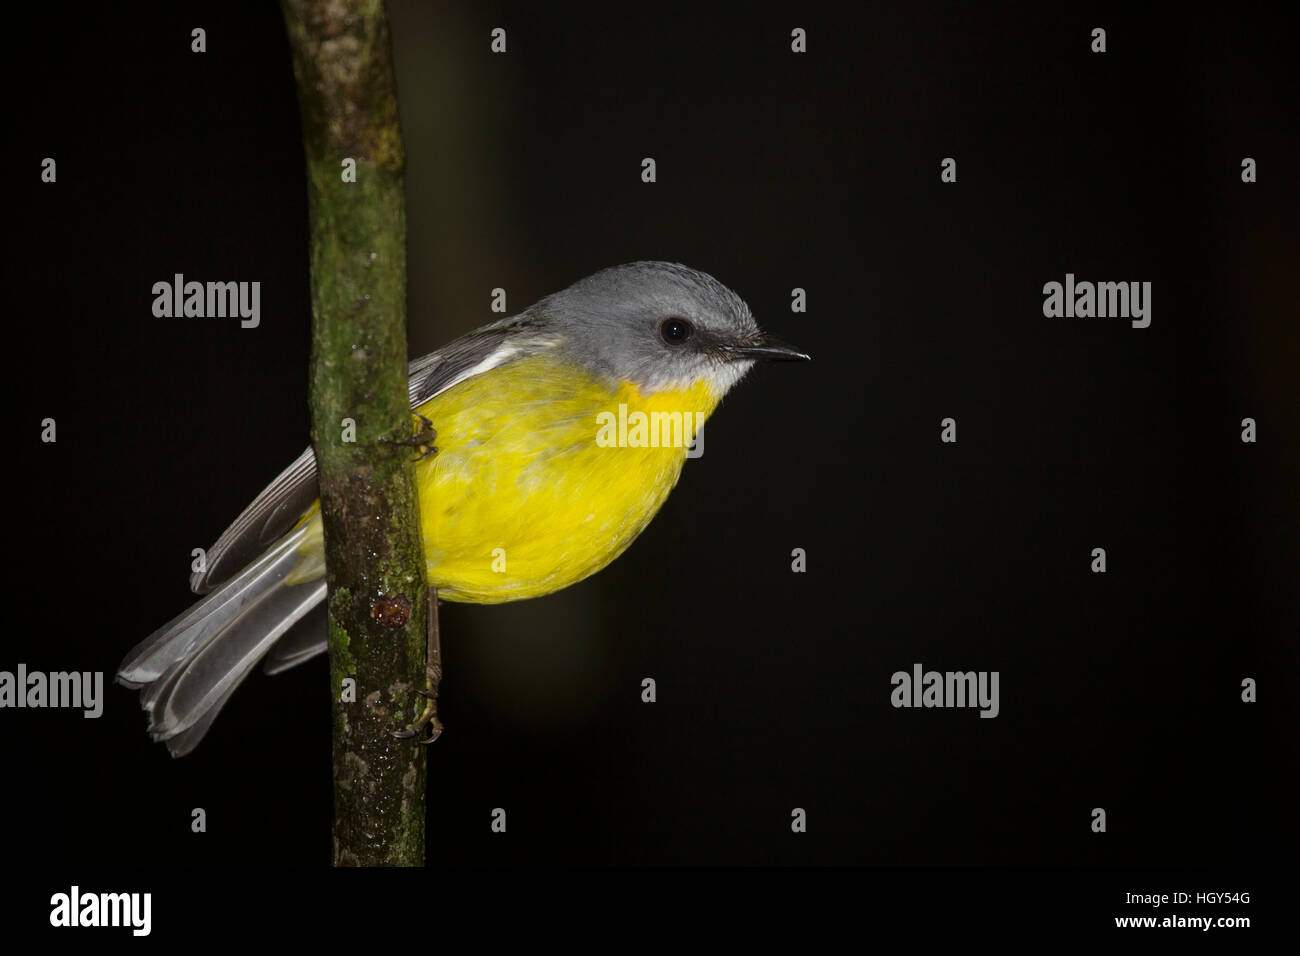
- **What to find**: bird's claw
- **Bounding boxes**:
[386,412,438,462]
[391,667,443,744]
[391,713,442,744]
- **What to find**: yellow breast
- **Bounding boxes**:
[414,354,718,602]
[289,353,721,603]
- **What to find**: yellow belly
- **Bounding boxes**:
[290,353,720,603]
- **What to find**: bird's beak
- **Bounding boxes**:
[722,333,811,363]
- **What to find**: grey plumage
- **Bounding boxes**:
[118,525,326,756]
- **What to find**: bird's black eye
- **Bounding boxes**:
[660,317,693,344]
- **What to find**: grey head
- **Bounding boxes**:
[524,261,809,395]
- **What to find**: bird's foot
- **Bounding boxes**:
[391,666,443,744]
[385,413,438,462]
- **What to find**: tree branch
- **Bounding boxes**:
[280,0,428,867]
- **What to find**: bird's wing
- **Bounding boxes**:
[189,320,542,593]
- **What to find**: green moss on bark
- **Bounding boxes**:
[282,0,428,867]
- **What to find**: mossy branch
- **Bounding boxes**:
[280,0,428,867]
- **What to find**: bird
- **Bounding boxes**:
[117,261,810,755]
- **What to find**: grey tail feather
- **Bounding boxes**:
[117,525,327,756]
[261,603,329,676]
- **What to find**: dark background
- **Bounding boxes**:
[6,0,1296,882]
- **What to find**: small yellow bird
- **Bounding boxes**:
[118,261,809,754]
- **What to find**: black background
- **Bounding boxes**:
[5,0,1296,918]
